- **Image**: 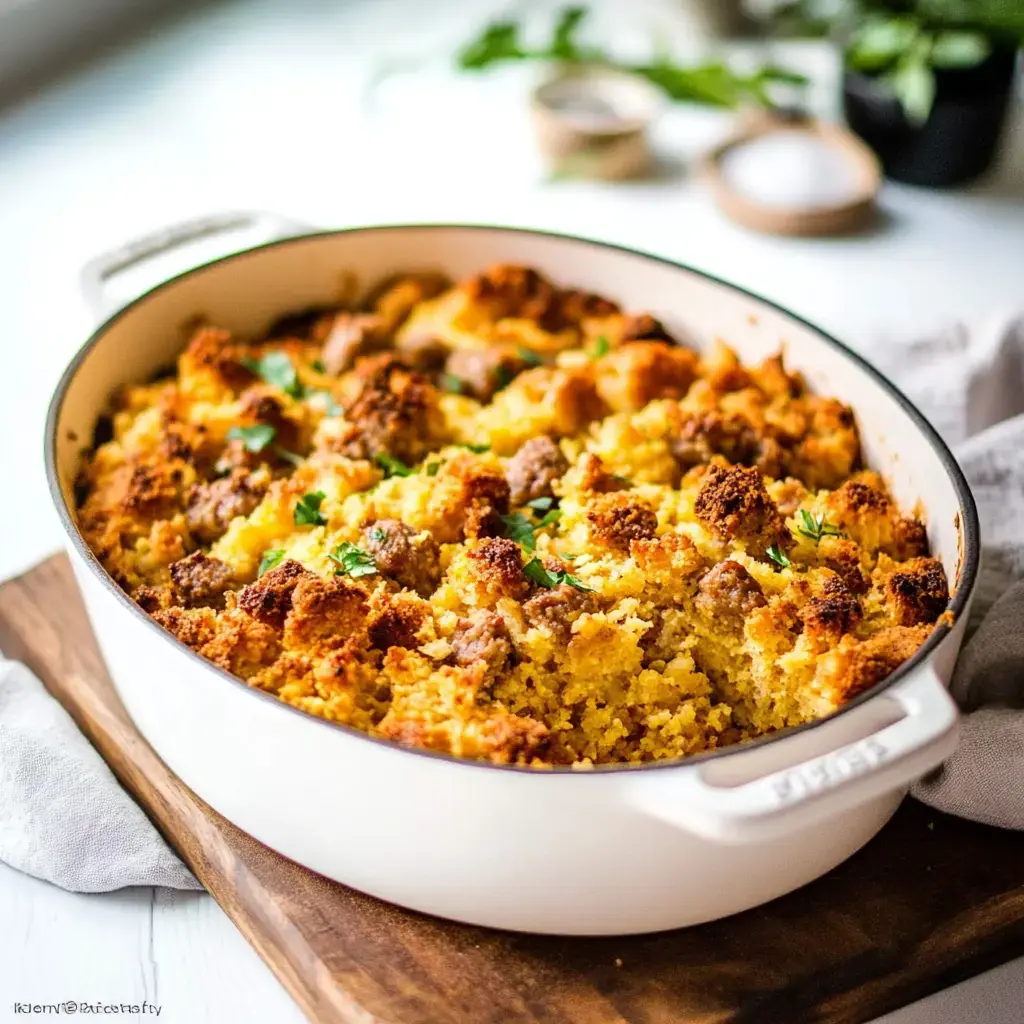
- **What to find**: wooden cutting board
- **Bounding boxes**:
[3,554,1024,1024]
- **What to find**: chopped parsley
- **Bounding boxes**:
[458,443,491,454]
[501,512,539,552]
[294,490,327,527]
[274,446,304,468]
[243,351,304,398]
[766,544,792,569]
[502,499,563,552]
[494,364,515,391]
[311,389,343,416]
[311,359,326,374]
[610,474,633,488]
[590,335,610,359]
[536,508,562,529]
[441,373,465,394]
[258,549,285,576]
[517,346,543,367]
[523,557,594,592]
[425,461,441,477]
[375,452,414,478]
[371,527,386,543]
[328,542,378,579]
[227,424,276,453]
[797,509,845,543]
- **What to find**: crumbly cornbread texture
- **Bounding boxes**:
[76,264,948,766]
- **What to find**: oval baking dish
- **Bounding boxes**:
[47,216,979,935]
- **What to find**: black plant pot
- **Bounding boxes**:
[843,46,1019,188]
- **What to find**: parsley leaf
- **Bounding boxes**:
[536,508,563,529]
[328,542,378,579]
[590,335,610,359]
[495,364,516,391]
[311,359,326,374]
[227,424,276,453]
[523,556,559,587]
[502,512,539,552]
[244,351,303,398]
[517,346,543,367]
[294,490,327,527]
[797,509,845,543]
[311,390,343,416]
[766,544,792,569]
[375,452,414,478]
[610,474,633,488]
[459,443,491,453]
[274,446,304,468]
[441,373,465,394]
[425,461,441,477]
[523,557,594,592]
[258,549,285,577]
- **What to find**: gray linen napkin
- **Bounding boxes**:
[874,310,1024,829]
[1,313,1022,896]
[0,659,200,891]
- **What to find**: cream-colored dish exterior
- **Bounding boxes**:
[49,218,978,935]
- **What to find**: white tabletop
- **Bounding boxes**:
[1,1,1023,1020]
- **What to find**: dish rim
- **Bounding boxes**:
[44,222,982,776]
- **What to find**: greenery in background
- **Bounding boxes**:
[758,0,1024,124]
[457,5,808,110]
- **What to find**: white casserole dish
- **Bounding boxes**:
[47,213,980,936]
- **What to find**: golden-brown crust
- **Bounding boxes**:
[883,557,949,626]
[77,263,943,768]
[595,341,699,413]
[693,462,788,556]
[817,625,933,702]
[335,356,443,463]
[282,574,369,651]
[586,493,658,552]
[236,559,311,630]
[467,538,528,601]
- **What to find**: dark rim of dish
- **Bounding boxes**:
[44,223,981,776]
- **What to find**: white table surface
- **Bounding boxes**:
[1,0,1023,1020]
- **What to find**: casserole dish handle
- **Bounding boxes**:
[80,210,314,318]
[630,667,958,844]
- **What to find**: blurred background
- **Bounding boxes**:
[0,0,1021,574]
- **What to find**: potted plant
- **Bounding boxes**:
[754,1,1023,187]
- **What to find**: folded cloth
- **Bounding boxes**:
[872,310,1024,829]
[1,313,1022,896]
[0,659,201,891]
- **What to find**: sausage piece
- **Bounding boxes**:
[186,469,268,543]
[505,436,569,507]
[362,519,441,596]
[169,551,235,609]
[449,611,513,679]
[694,560,766,629]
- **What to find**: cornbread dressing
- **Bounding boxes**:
[76,265,949,766]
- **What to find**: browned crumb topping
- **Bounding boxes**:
[75,261,949,767]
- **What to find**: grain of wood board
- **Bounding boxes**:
[2,554,1024,1024]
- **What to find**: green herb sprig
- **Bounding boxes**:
[590,335,610,360]
[523,556,594,592]
[258,549,285,576]
[243,351,304,399]
[328,542,378,579]
[458,6,807,111]
[227,424,276,453]
[766,544,792,570]
[294,491,327,527]
[797,509,845,543]
[375,453,414,478]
